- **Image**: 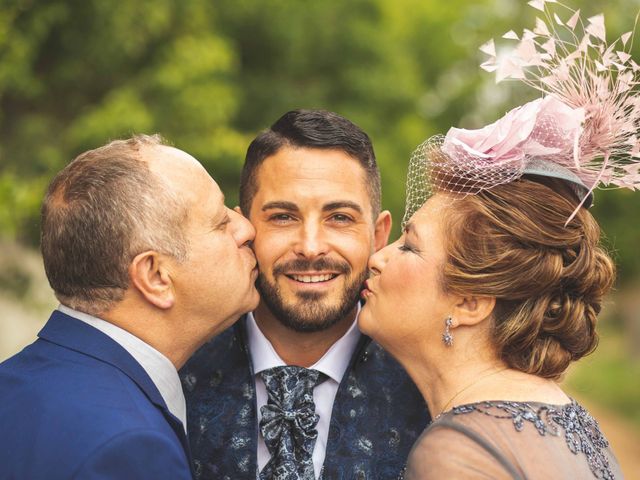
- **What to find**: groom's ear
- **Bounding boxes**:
[373,210,392,251]
[452,296,496,327]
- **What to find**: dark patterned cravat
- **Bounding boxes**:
[259,366,327,480]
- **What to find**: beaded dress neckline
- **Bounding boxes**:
[443,399,614,480]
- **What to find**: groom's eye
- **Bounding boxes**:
[269,213,295,224]
[329,213,353,224]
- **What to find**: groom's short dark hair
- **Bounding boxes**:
[239,109,381,218]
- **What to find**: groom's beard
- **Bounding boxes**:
[255,258,366,333]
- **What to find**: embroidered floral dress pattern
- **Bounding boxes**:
[452,400,615,479]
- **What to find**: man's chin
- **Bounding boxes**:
[277,314,346,333]
[256,271,363,333]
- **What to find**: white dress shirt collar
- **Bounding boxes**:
[247,306,362,478]
[246,305,361,383]
[57,304,187,433]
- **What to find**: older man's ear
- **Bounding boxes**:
[129,251,175,310]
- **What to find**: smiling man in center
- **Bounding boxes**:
[181,109,429,480]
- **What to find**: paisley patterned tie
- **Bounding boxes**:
[259,366,327,480]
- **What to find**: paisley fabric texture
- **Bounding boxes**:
[180,315,430,480]
[259,367,327,479]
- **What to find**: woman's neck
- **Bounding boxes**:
[398,345,571,418]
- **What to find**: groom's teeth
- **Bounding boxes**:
[291,274,335,283]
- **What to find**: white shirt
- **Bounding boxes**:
[57,304,187,433]
[246,309,362,479]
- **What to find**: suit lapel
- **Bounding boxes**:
[322,335,430,479]
[181,317,258,479]
[40,311,166,407]
[39,311,195,476]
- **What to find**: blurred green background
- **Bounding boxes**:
[1,0,639,475]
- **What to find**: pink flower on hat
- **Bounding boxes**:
[443,96,584,168]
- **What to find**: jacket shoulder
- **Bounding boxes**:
[0,339,184,478]
[74,428,192,479]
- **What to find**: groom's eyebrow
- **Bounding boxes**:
[322,201,363,214]
[262,201,298,212]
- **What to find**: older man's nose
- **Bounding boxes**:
[230,208,256,246]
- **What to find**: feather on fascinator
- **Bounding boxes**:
[404,0,640,226]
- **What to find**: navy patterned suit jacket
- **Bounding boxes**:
[180,316,430,480]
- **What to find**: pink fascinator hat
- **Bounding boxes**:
[404,0,640,226]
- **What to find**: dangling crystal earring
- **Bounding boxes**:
[442,316,453,347]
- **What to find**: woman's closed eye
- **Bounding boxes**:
[398,243,419,253]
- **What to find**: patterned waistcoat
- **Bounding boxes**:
[180,317,430,480]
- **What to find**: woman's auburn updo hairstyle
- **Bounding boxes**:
[440,177,615,380]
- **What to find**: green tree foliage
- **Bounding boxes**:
[1,0,639,282]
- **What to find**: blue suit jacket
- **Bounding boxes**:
[0,310,194,479]
[180,317,430,480]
